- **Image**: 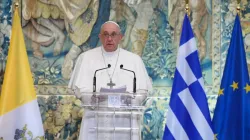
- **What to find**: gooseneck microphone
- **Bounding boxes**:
[93,64,111,92]
[120,64,136,93]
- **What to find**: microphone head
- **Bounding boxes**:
[108,64,111,68]
[120,64,123,69]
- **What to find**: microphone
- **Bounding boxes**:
[120,64,136,93]
[93,64,111,92]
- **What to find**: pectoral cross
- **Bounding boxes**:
[107,79,116,89]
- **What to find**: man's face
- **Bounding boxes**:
[99,23,122,52]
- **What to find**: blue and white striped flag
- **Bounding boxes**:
[162,14,214,140]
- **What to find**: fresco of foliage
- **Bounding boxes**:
[38,96,83,140]
[143,8,176,87]
[221,0,250,71]
[0,0,12,84]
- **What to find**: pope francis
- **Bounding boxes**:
[68,21,152,140]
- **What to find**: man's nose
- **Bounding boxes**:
[107,36,112,41]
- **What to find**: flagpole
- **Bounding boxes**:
[185,0,190,16]
[14,2,22,26]
[237,0,241,15]
[14,2,19,9]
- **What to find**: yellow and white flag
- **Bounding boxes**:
[0,7,44,140]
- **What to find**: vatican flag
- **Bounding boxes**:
[0,7,44,140]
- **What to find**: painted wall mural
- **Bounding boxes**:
[0,0,249,139]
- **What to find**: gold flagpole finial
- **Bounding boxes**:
[14,2,19,9]
[185,0,190,16]
[236,0,241,14]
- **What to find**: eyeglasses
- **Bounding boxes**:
[102,32,120,38]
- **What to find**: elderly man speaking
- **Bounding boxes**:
[68,21,152,140]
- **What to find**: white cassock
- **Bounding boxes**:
[68,46,152,140]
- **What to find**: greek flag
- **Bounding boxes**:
[162,14,214,140]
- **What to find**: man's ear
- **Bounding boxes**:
[119,34,123,40]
